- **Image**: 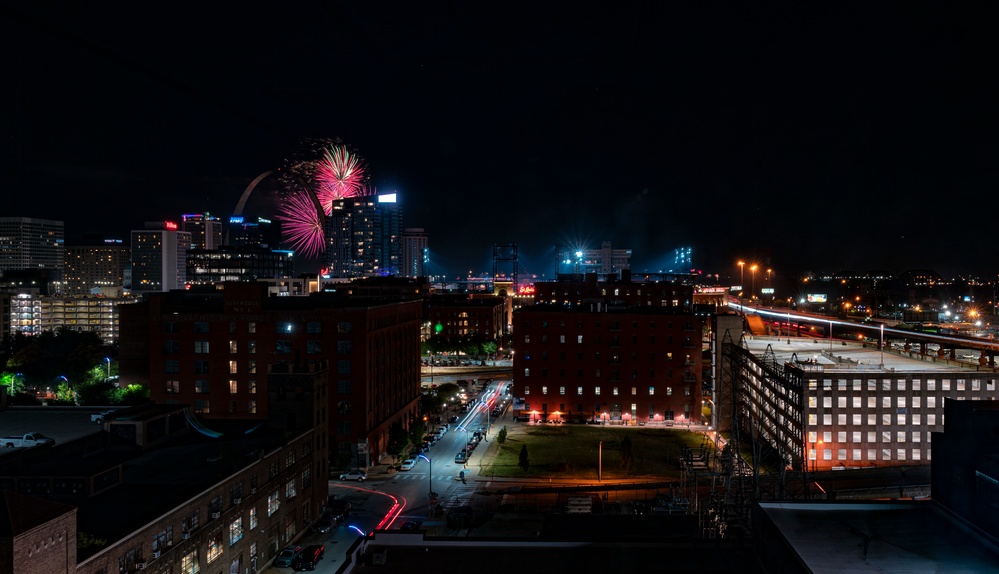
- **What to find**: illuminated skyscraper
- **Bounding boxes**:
[64,236,129,295]
[401,228,429,278]
[323,193,401,278]
[0,217,64,273]
[129,221,191,292]
[181,213,223,250]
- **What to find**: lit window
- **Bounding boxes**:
[267,492,279,516]
[229,380,237,394]
[648,386,654,395]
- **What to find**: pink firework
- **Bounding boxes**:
[315,145,366,213]
[276,189,326,258]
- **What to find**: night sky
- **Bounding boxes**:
[4,3,999,281]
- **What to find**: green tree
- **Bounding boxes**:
[434,382,461,410]
[497,425,508,444]
[518,444,530,470]
[620,435,635,473]
[386,420,410,458]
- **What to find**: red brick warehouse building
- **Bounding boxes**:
[511,302,704,425]
[118,281,423,469]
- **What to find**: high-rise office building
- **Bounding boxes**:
[181,213,223,250]
[226,216,281,248]
[63,237,129,295]
[324,193,401,278]
[401,227,429,278]
[129,221,191,292]
[0,217,65,274]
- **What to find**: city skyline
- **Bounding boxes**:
[5,4,999,279]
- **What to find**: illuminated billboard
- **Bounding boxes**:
[807,294,828,303]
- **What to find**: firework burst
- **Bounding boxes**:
[276,189,326,259]
[315,145,366,213]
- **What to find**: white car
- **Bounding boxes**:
[399,459,416,471]
[338,470,367,481]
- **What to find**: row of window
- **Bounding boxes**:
[164,358,352,375]
[523,350,693,362]
[524,320,696,330]
[809,448,930,462]
[808,413,940,426]
[166,379,355,397]
[522,368,695,380]
[522,385,690,397]
[165,340,354,355]
[810,395,949,409]
[524,334,696,346]
[808,378,997,391]
[165,321,353,334]
[809,430,934,444]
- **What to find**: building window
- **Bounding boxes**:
[164,322,179,334]
[307,321,321,333]
[286,479,297,499]
[649,386,654,395]
[163,339,180,354]
[337,321,352,333]
[338,380,352,394]
[524,368,530,377]
[247,321,256,333]
[613,387,619,396]
[308,341,322,354]
[247,340,256,354]
[229,380,238,394]
[631,387,637,395]
[267,491,279,516]
[166,380,180,393]
[248,380,256,394]
[195,380,210,393]
[276,340,291,354]
[194,400,210,414]
[249,507,257,529]
[164,360,180,374]
[578,386,583,395]
[207,531,223,563]
[248,360,256,374]
[229,517,243,546]
[229,340,237,354]
[560,386,566,395]
[248,400,257,414]
[194,360,210,374]
[181,550,199,574]
[337,360,351,374]
[542,386,548,395]
[595,387,600,396]
[195,341,210,353]
[194,322,209,334]
[524,386,530,395]
[229,360,238,374]
[337,340,352,354]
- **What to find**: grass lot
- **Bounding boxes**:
[476,423,714,480]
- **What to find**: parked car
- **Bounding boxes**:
[399,459,416,471]
[90,409,116,424]
[399,520,423,531]
[292,544,326,571]
[455,451,467,464]
[1,432,55,448]
[338,470,367,481]
[274,545,301,567]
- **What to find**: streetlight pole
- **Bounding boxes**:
[105,357,111,383]
[737,261,745,313]
[598,440,603,481]
[417,454,434,498]
[880,323,885,368]
[750,264,758,304]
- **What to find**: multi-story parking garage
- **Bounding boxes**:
[711,314,999,488]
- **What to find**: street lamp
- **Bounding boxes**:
[417,453,434,498]
[737,261,745,312]
[750,264,758,302]
[105,357,111,383]
[879,323,885,368]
